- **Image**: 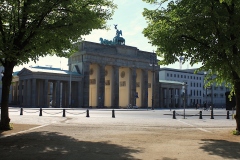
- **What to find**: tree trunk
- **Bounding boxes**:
[234,80,240,132]
[0,61,15,130]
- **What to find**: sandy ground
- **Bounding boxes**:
[0,111,240,160]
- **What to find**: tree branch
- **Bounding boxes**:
[180,35,210,48]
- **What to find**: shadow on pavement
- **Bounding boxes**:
[200,139,240,159]
[0,131,141,160]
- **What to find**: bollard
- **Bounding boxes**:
[173,110,176,119]
[63,109,66,117]
[210,108,214,119]
[112,109,115,118]
[199,111,202,119]
[20,107,23,115]
[39,108,42,116]
[227,111,229,119]
[86,109,90,117]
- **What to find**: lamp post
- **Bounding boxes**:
[182,82,187,119]
[204,71,207,109]
[69,57,72,108]
[149,52,157,110]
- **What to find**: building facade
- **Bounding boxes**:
[159,68,229,108]
[9,41,160,108]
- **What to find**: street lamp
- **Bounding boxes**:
[204,71,213,110]
[182,82,187,119]
[69,57,73,108]
[149,52,158,110]
[204,71,207,109]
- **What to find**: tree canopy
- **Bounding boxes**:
[0,0,116,65]
[142,0,240,132]
[0,0,116,130]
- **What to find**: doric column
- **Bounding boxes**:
[56,81,60,107]
[153,70,160,108]
[141,70,148,108]
[43,79,48,108]
[166,87,170,109]
[62,82,67,107]
[98,64,105,107]
[112,66,119,108]
[52,82,56,107]
[31,79,36,108]
[130,68,137,106]
[27,79,31,107]
[78,80,83,107]
[83,62,90,107]
[173,88,176,108]
[14,81,18,104]
[160,86,164,108]
[66,81,70,107]
[18,80,23,106]
[23,80,27,107]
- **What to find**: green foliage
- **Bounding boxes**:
[143,0,240,89]
[0,0,116,66]
[232,129,239,135]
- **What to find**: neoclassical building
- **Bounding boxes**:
[10,41,160,108]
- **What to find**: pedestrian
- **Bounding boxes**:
[204,102,207,110]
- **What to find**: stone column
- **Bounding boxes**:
[31,79,36,108]
[56,81,60,107]
[18,80,23,107]
[130,68,137,106]
[173,88,176,108]
[141,70,148,108]
[166,87,170,109]
[43,79,48,108]
[160,86,164,108]
[27,79,31,107]
[66,81,70,107]
[98,64,105,107]
[83,62,90,107]
[23,80,27,107]
[78,80,83,107]
[153,70,160,108]
[112,66,119,108]
[14,81,18,104]
[52,82,56,107]
[61,82,65,108]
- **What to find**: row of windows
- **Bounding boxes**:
[188,90,225,97]
[167,73,202,80]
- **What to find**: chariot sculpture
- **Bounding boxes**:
[99,24,125,45]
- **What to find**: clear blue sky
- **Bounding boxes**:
[14,0,201,71]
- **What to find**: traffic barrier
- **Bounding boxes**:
[210,109,214,119]
[63,109,66,117]
[173,110,176,119]
[86,109,90,117]
[20,107,23,115]
[39,108,42,116]
[199,111,202,119]
[227,111,229,119]
[112,109,115,118]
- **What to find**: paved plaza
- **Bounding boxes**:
[0,108,239,160]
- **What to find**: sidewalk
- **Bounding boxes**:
[0,109,239,160]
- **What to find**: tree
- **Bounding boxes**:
[0,0,116,130]
[142,0,240,132]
